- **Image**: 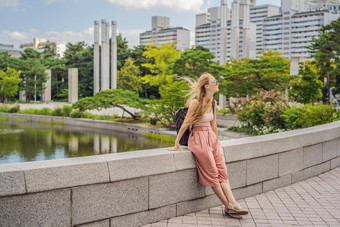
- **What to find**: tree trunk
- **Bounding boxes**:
[116,104,137,120]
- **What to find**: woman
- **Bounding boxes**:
[169,73,248,219]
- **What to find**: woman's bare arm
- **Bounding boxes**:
[168,99,199,151]
[211,100,218,136]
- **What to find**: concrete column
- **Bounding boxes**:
[94,20,100,94]
[219,0,228,110]
[231,0,240,59]
[19,90,26,102]
[111,21,117,89]
[42,69,51,102]
[242,0,250,58]
[101,19,109,91]
[68,68,78,104]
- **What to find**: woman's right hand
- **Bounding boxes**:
[168,143,183,151]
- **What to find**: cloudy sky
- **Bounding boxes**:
[0,0,281,49]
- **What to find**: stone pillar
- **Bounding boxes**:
[19,90,26,102]
[42,69,51,102]
[94,20,100,94]
[111,21,117,89]
[101,20,110,91]
[219,0,228,110]
[68,68,78,104]
[111,137,117,153]
[94,135,100,154]
[242,0,250,58]
[101,136,110,153]
[231,0,240,59]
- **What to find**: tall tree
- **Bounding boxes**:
[171,46,223,79]
[308,17,340,103]
[219,50,291,97]
[117,57,142,93]
[289,60,323,104]
[0,68,22,102]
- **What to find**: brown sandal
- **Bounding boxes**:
[225,203,249,215]
[225,212,243,219]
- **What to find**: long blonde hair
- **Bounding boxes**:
[181,73,214,130]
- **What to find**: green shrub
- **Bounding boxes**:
[62,105,73,117]
[52,108,63,116]
[284,103,340,129]
[282,105,304,129]
[38,108,52,115]
[70,109,83,118]
[0,104,10,112]
[8,104,20,113]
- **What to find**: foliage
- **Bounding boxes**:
[0,68,22,102]
[171,46,223,79]
[0,104,10,112]
[308,17,340,102]
[70,109,84,118]
[72,89,148,119]
[289,60,323,104]
[282,105,305,129]
[230,90,290,130]
[219,50,290,97]
[18,107,52,115]
[8,104,20,113]
[117,57,142,93]
[52,108,64,116]
[62,105,73,117]
[115,34,131,71]
[141,43,181,86]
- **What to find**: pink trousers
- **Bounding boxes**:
[188,125,229,187]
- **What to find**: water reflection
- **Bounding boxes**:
[0,120,173,164]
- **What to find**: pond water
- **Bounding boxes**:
[0,120,173,165]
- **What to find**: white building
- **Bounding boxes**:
[139,16,190,51]
[195,1,257,62]
[195,0,340,74]
[20,38,67,58]
[0,43,23,58]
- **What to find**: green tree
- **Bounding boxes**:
[308,17,340,103]
[114,34,131,71]
[0,68,22,102]
[289,60,323,104]
[118,57,142,93]
[19,49,47,102]
[141,43,181,86]
[171,46,222,79]
[219,50,291,97]
[72,89,148,120]
[43,57,67,100]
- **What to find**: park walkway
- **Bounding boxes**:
[142,167,340,227]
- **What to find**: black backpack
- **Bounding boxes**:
[175,99,215,146]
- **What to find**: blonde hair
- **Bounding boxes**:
[181,72,214,130]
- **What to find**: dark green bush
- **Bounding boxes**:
[52,108,63,116]
[8,104,20,113]
[70,109,83,118]
[62,105,73,117]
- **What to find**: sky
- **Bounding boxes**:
[0,0,281,49]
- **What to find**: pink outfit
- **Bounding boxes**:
[188,115,229,187]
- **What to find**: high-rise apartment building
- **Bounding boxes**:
[139,16,190,51]
[195,0,340,74]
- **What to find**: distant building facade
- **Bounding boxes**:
[139,16,190,51]
[0,43,23,58]
[20,38,66,58]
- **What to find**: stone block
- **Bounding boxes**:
[233,182,263,200]
[337,138,340,156]
[263,174,291,193]
[222,138,263,162]
[303,166,316,179]
[72,178,148,225]
[103,151,176,181]
[314,161,330,176]
[12,156,110,193]
[312,126,339,144]
[176,194,221,216]
[173,150,196,170]
[278,148,303,176]
[291,169,305,184]
[246,155,278,185]
[149,169,205,209]
[0,165,26,196]
[227,160,247,189]
[303,144,322,168]
[77,219,110,227]
[205,185,214,196]
[261,134,296,156]
[331,156,340,169]
[322,139,337,162]
[0,189,71,226]
[111,204,176,227]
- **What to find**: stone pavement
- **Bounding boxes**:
[142,167,340,227]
